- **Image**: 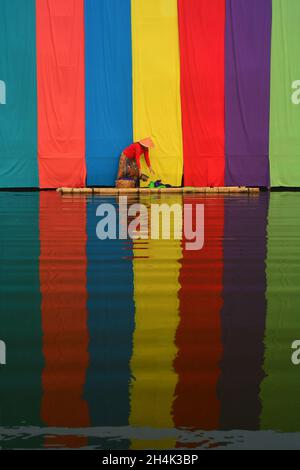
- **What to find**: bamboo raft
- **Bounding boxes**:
[57,186,260,195]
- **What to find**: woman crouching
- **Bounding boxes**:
[117,137,155,187]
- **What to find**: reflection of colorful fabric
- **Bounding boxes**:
[86,198,135,450]
[261,193,300,432]
[0,192,43,449]
[174,195,223,439]
[219,193,268,431]
[40,192,90,449]
[130,195,182,450]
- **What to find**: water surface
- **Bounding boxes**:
[0,191,299,450]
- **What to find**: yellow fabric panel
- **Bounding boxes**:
[130,195,182,449]
[131,0,183,187]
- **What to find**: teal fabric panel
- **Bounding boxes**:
[0,1,38,188]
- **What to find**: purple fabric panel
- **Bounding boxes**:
[225,0,272,187]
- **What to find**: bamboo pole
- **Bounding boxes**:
[57,186,261,195]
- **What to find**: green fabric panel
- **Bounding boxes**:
[0,1,38,188]
[260,192,300,431]
[0,193,43,448]
[269,0,300,187]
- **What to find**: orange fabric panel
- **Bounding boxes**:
[39,192,89,448]
[36,0,86,189]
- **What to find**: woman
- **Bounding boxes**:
[117,137,155,186]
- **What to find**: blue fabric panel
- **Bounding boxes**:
[85,0,133,186]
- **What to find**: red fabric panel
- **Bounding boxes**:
[173,196,224,445]
[39,192,89,448]
[178,0,225,187]
[36,0,86,189]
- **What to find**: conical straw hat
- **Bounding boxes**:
[139,137,155,149]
